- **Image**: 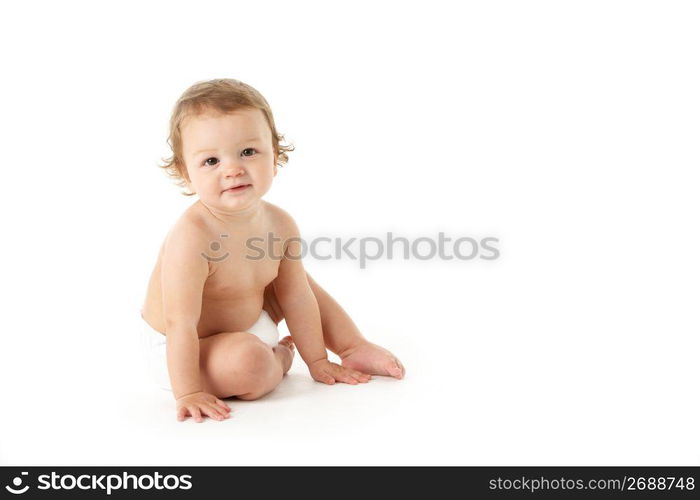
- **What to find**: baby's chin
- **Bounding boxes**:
[202,190,264,211]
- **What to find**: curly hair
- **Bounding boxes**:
[158,78,295,196]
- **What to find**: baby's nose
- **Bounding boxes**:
[224,162,245,176]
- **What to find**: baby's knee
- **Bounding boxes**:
[231,335,275,373]
[229,335,282,396]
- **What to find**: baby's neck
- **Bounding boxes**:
[197,199,265,228]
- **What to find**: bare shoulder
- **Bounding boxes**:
[263,200,300,236]
[162,203,213,256]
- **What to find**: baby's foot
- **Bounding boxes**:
[340,341,405,379]
[273,335,295,374]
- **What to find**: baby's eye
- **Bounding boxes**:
[242,148,257,157]
[203,157,218,167]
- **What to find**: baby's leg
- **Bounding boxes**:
[263,272,405,379]
[263,272,366,354]
[198,332,295,400]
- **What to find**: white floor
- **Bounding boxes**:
[1,316,426,466]
[1,288,698,466]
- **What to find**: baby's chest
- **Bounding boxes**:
[200,222,288,297]
[204,250,280,297]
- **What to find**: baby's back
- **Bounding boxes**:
[141,200,289,338]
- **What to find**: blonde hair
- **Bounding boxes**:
[158,78,294,196]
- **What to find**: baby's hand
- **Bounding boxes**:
[175,391,231,422]
[308,359,371,385]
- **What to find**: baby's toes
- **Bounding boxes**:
[386,359,404,379]
[279,336,295,350]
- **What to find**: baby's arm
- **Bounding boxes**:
[161,222,230,421]
[273,214,369,385]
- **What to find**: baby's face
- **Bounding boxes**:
[180,107,277,213]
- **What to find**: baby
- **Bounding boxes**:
[141,79,405,422]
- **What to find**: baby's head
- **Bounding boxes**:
[159,78,294,210]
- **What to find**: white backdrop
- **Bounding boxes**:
[0,0,698,466]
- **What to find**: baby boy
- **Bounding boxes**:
[140,79,405,422]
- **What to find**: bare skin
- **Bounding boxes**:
[263,274,405,380]
[176,336,295,422]
[142,107,404,422]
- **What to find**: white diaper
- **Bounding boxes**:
[140,310,280,392]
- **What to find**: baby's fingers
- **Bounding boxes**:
[215,399,231,414]
[347,368,371,383]
[331,366,360,385]
[190,406,203,423]
[353,373,371,383]
[176,407,188,422]
[204,402,229,421]
[312,369,336,385]
[176,405,201,422]
[339,366,372,384]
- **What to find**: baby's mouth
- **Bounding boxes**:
[223,184,251,193]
